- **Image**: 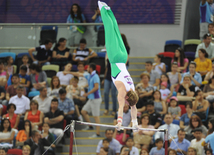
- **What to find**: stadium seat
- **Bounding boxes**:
[158,52,175,58]
[184,52,195,62]
[184,39,201,52]
[179,104,186,115]
[17,53,33,58]
[7,149,22,155]
[84,65,101,75]
[0,52,16,61]
[28,91,40,98]
[162,120,180,125]
[159,52,174,72]
[89,57,105,75]
[2,105,7,115]
[164,40,182,52]
[42,64,59,78]
[97,52,106,58]
[202,107,210,122]
[39,26,58,44]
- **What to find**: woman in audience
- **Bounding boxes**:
[56,63,73,87]
[24,100,43,130]
[133,113,154,150]
[204,62,214,81]
[67,4,86,47]
[187,147,197,155]
[184,115,208,139]
[29,64,47,91]
[140,149,149,155]
[47,76,61,97]
[168,149,177,155]
[203,75,214,110]
[3,104,20,132]
[125,137,139,155]
[180,102,194,129]
[41,123,55,148]
[0,60,8,87]
[120,146,130,155]
[208,118,214,135]
[194,48,212,79]
[152,90,167,115]
[167,62,181,92]
[171,48,189,73]
[0,118,15,148]
[22,145,31,155]
[159,73,171,89]
[153,54,166,75]
[51,38,70,69]
[16,120,32,147]
[192,90,209,120]
[5,56,14,76]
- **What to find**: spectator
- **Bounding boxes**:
[5,56,14,76]
[133,113,155,149]
[33,87,52,114]
[20,55,30,75]
[184,115,208,139]
[72,38,97,64]
[140,149,149,155]
[0,86,6,106]
[77,62,89,88]
[44,98,64,144]
[208,23,214,36]
[24,100,44,130]
[205,131,214,155]
[168,97,181,120]
[205,149,212,155]
[41,123,56,148]
[0,118,15,148]
[58,88,75,125]
[160,82,171,101]
[47,76,61,97]
[152,90,167,115]
[194,48,212,78]
[145,100,162,129]
[193,90,209,120]
[187,147,197,155]
[0,60,8,87]
[204,62,214,81]
[81,63,102,138]
[155,113,180,142]
[208,118,214,135]
[125,138,139,155]
[153,54,166,75]
[0,148,7,155]
[22,145,31,155]
[180,102,194,129]
[180,62,202,87]
[24,130,52,155]
[144,61,160,86]
[113,104,131,145]
[168,149,177,155]
[149,138,165,155]
[96,129,121,155]
[9,85,30,115]
[203,75,214,109]
[16,120,32,147]
[159,73,171,89]
[198,33,214,59]
[67,4,86,47]
[121,33,130,69]
[51,38,70,69]
[167,62,181,91]
[19,66,31,91]
[102,58,117,116]
[66,77,85,121]
[171,48,189,73]
[136,73,154,113]
[29,64,48,91]
[169,129,190,155]
[190,127,205,155]
[120,146,130,155]
[3,104,20,130]
[56,63,73,87]
[99,139,115,155]
[28,39,52,66]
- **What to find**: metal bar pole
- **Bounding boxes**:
[69,121,75,155]
[164,129,168,155]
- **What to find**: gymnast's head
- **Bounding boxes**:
[125,89,139,106]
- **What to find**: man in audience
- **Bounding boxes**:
[180,61,202,87]
[33,87,52,114]
[96,129,121,155]
[9,85,30,115]
[155,113,180,142]
[81,63,102,138]
[169,129,190,155]
[208,23,214,37]
[72,38,97,64]
[144,61,160,87]
[77,62,89,88]
[44,98,64,144]
[145,100,162,129]
[190,127,205,155]
[195,33,214,60]
[28,39,53,66]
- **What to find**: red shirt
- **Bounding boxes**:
[5,113,17,128]
[27,110,41,123]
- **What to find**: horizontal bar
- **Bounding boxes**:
[0,23,103,26]
[0,46,104,50]
[74,121,166,132]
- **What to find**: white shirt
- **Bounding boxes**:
[9,95,30,114]
[160,88,171,100]
[153,62,165,75]
[78,71,89,88]
[130,146,139,155]
[33,95,53,113]
[195,42,214,59]
[56,71,73,85]
[190,138,205,155]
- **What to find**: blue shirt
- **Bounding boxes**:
[180,113,194,126]
[67,14,86,30]
[94,15,103,31]
[180,72,202,86]
[149,147,165,155]
[58,97,75,113]
[200,2,213,23]
[205,133,214,154]
[96,138,121,153]
[19,74,31,84]
[85,71,101,99]
[169,138,190,155]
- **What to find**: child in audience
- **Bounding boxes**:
[0,148,7,155]
[168,149,177,155]
[125,137,139,155]
[140,149,149,155]
[5,56,14,76]
[101,138,115,155]
[167,62,181,92]
[20,55,30,75]
[153,54,166,75]
[22,145,31,155]
[19,65,31,91]
[187,147,197,155]
[100,147,108,155]
[168,97,181,120]
[205,149,212,155]
[0,60,8,87]
[190,127,205,155]
[159,82,171,101]
[159,73,171,89]
[41,123,56,148]
[149,138,165,155]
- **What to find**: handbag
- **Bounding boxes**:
[134,133,152,145]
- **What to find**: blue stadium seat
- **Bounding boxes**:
[28,91,40,97]
[164,40,182,52]
[0,52,16,61]
[17,53,33,58]
[165,40,182,47]
[97,52,106,58]
[184,52,195,62]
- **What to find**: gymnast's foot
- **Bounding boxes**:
[98,1,110,11]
